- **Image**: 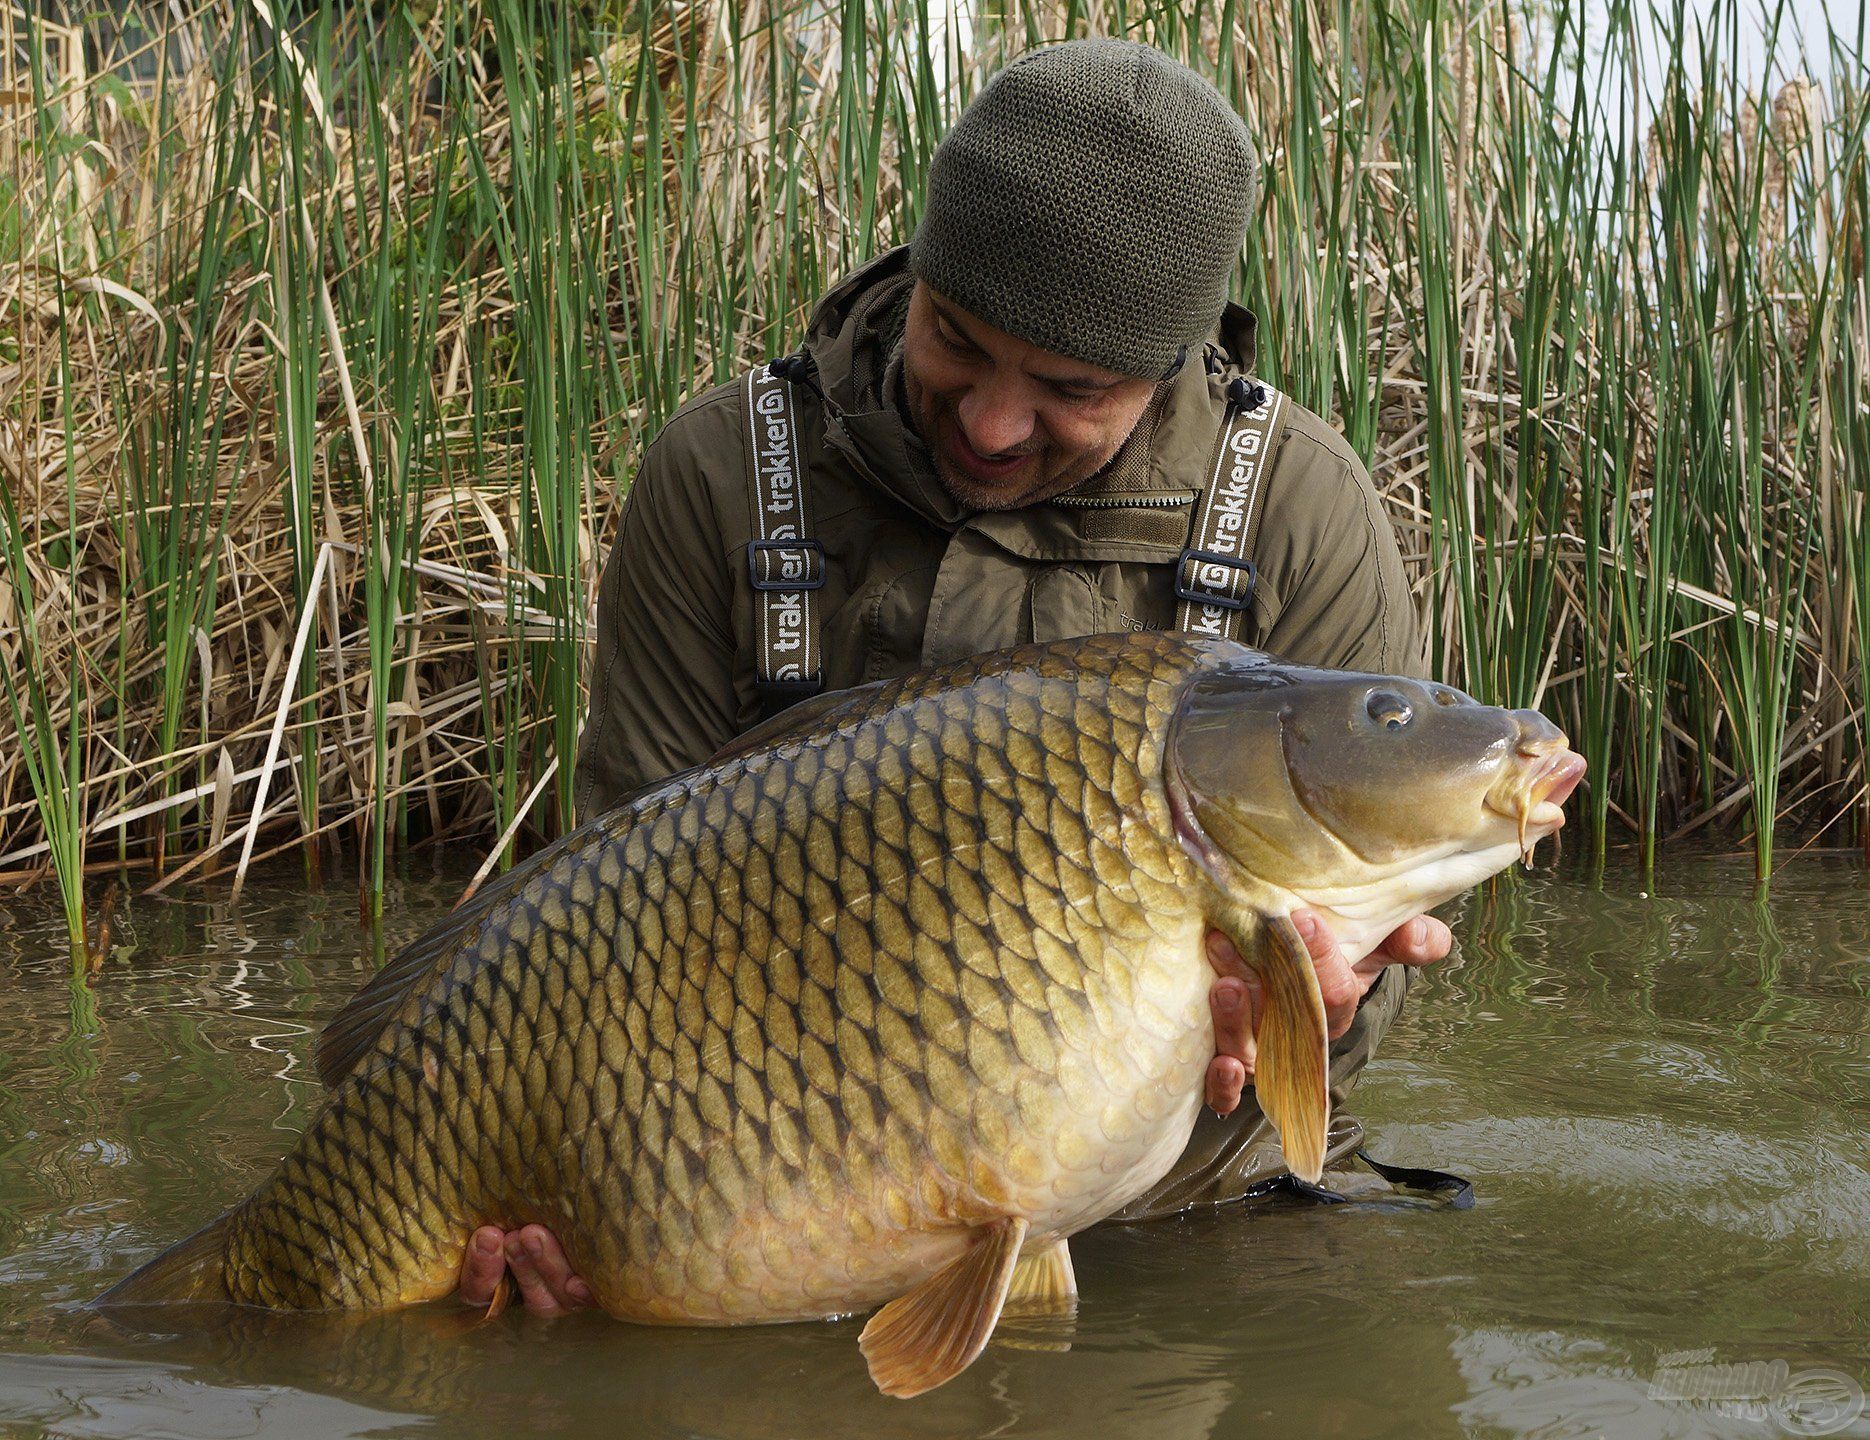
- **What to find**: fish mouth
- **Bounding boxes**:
[1530,750,1587,818]
[1487,747,1588,860]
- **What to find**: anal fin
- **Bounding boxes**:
[1003,1238,1076,1316]
[859,1216,1028,1399]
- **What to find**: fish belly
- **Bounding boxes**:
[571,928,1215,1327]
[216,904,1210,1321]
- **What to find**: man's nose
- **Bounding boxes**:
[956,381,1036,456]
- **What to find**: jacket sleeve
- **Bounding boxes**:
[573,419,741,819]
[1255,433,1426,681]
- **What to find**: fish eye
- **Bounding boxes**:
[1366,691,1414,730]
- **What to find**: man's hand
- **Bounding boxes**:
[458,1224,594,1316]
[1202,909,1452,1116]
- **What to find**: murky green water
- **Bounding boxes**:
[0,851,1864,1439]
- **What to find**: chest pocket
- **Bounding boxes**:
[919,530,1107,668]
[915,380,1286,666]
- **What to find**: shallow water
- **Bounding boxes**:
[0,850,1864,1439]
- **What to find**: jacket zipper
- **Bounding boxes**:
[1051,493,1193,510]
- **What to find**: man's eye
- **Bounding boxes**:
[937,326,976,357]
[1054,386,1099,404]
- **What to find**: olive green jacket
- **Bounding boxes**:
[574,247,1427,1215]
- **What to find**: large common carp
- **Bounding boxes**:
[101,633,1584,1396]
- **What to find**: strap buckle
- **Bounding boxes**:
[753,675,824,722]
[747,539,826,592]
[753,677,823,700]
[1173,547,1256,611]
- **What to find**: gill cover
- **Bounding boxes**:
[1167,656,1335,1179]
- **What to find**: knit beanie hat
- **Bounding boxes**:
[909,39,1259,379]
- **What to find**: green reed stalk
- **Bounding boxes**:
[1628,0,1718,873]
[457,290,531,866]
[1843,269,1870,857]
[3,9,89,967]
[1572,0,1642,862]
[265,3,335,868]
[1822,27,1870,851]
[1471,5,1583,710]
[1575,235,1637,863]
[1241,0,1382,445]
[1567,0,1640,863]
[1400,2,1484,691]
[338,9,458,916]
[617,2,693,427]
[0,465,87,973]
[484,0,598,839]
[1715,0,1817,880]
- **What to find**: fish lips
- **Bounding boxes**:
[1488,748,1587,830]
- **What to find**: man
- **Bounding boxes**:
[460,38,1452,1313]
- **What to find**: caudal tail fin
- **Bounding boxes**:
[95,1212,234,1306]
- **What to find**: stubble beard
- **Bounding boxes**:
[906,377,1116,513]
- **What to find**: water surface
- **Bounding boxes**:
[0,850,1864,1438]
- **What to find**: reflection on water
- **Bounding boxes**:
[0,851,1864,1438]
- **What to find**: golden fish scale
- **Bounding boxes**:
[223,633,1220,1319]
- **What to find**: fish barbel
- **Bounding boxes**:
[100,633,1584,1396]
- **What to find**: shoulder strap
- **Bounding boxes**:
[1174,377,1286,641]
[744,360,826,710]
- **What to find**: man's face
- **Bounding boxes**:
[900,281,1161,510]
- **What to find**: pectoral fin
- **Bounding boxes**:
[1214,905,1331,1183]
[1003,1239,1076,1316]
[859,1217,1028,1398]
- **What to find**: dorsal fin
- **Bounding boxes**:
[706,681,884,767]
[315,847,545,1087]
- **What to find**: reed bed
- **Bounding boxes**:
[1,0,1866,968]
